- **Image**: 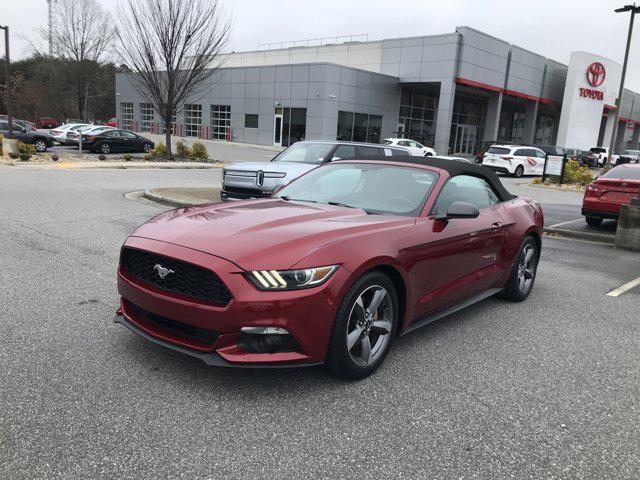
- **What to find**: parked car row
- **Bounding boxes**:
[49,123,154,153]
[0,118,55,152]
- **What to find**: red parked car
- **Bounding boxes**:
[105,118,118,127]
[115,158,543,378]
[582,164,640,226]
[36,117,57,129]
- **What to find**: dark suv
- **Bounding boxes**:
[0,120,55,152]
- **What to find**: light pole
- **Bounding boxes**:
[0,24,12,139]
[605,3,640,171]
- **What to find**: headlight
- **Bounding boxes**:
[246,265,338,290]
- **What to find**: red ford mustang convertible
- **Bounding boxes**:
[115,158,543,378]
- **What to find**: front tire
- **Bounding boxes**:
[34,140,47,152]
[142,142,152,153]
[326,271,398,379]
[585,216,603,226]
[501,236,539,301]
[514,165,524,178]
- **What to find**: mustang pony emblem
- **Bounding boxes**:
[153,264,175,279]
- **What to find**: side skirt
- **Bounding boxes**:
[400,288,504,336]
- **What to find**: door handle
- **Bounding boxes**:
[491,222,503,232]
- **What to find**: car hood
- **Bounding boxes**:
[225,161,317,177]
[131,200,411,270]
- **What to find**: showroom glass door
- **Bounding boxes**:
[452,125,480,155]
[273,108,283,146]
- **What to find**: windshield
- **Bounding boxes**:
[272,142,334,164]
[601,166,640,181]
[275,163,438,216]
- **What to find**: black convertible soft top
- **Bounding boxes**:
[341,155,517,201]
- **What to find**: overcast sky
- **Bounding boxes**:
[4,0,640,91]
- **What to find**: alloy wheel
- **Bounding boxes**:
[143,143,152,153]
[517,244,536,294]
[35,141,46,152]
[101,143,111,154]
[346,285,393,366]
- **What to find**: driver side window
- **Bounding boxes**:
[432,175,501,215]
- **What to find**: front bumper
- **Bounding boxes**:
[116,237,350,366]
[220,187,272,201]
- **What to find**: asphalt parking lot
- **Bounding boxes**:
[1,166,639,479]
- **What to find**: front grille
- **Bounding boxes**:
[121,248,232,305]
[125,300,219,344]
[222,186,270,197]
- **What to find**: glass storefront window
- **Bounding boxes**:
[498,105,525,144]
[353,113,369,142]
[367,115,382,143]
[211,105,230,140]
[121,102,133,130]
[281,107,306,147]
[139,103,154,132]
[397,85,439,147]
[184,104,202,137]
[337,111,382,143]
[534,111,556,145]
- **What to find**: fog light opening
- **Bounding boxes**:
[238,327,300,353]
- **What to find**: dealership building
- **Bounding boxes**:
[115,26,640,155]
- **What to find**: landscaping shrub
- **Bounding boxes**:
[19,142,36,155]
[175,140,190,158]
[51,154,59,162]
[19,153,32,161]
[9,152,19,159]
[98,154,107,161]
[554,160,593,185]
[148,142,167,157]
[189,141,209,160]
[123,154,133,162]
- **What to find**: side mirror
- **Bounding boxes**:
[437,201,480,220]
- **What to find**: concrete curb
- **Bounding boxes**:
[525,183,586,193]
[142,189,210,208]
[1,160,225,169]
[543,227,614,244]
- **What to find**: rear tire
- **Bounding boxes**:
[325,271,398,379]
[501,236,539,302]
[99,143,111,154]
[585,216,603,226]
[514,165,524,178]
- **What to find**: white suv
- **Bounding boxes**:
[482,145,547,177]
[383,138,436,156]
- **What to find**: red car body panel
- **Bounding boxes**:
[582,165,640,218]
[116,161,543,366]
[106,118,117,127]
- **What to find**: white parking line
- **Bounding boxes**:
[606,277,640,297]
[549,218,584,228]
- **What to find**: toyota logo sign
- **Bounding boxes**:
[586,62,606,88]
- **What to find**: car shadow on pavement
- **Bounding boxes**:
[112,295,505,396]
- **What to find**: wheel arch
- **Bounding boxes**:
[356,263,408,337]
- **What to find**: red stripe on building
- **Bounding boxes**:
[455,77,560,106]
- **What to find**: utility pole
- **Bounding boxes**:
[0,25,12,139]
[605,3,640,171]
[47,0,56,56]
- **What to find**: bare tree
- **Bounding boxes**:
[46,0,115,120]
[115,0,231,154]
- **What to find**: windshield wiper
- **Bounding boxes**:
[278,196,318,203]
[327,201,356,209]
